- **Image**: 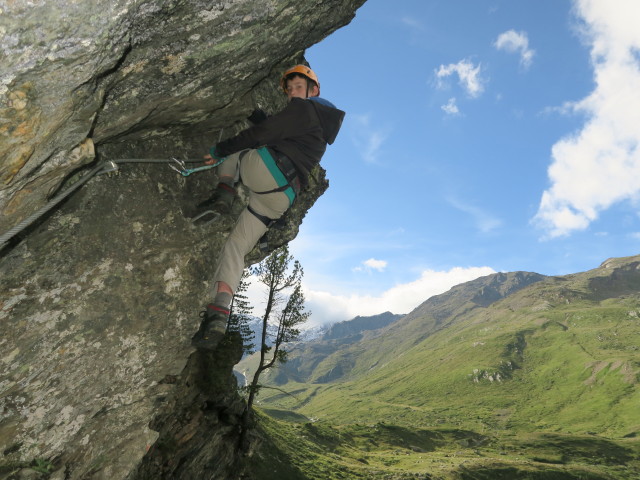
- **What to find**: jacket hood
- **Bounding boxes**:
[308,97,345,145]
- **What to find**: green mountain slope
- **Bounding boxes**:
[253,272,545,387]
[263,257,639,436]
[247,256,640,478]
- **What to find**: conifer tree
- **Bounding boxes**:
[239,244,310,447]
[227,269,255,355]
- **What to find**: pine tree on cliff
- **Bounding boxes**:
[227,269,255,356]
[239,244,310,449]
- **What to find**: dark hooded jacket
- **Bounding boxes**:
[213,97,345,187]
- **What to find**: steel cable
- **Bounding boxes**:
[0,158,203,250]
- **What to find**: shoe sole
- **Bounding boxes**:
[191,210,221,226]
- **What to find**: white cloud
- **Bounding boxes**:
[533,0,640,237]
[349,113,391,163]
[441,97,460,115]
[241,238,497,329]
[494,29,535,68]
[301,266,497,327]
[357,258,388,272]
[435,59,485,97]
[401,16,423,30]
[447,196,503,233]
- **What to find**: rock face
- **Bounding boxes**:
[0,0,365,478]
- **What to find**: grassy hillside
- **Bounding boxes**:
[245,256,640,478]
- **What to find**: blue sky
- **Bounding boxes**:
[249,0,640,327]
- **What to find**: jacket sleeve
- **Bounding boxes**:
[213,99,310,157]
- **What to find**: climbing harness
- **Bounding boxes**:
[190,147,299,232]
[247,204,286,254]
[247,204,277,229]
[247,147,301,253]
[255,147,299,206]
[248,204,278,254]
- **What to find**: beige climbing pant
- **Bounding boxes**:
[212,149,291,294]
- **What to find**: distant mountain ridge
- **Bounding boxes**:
[385,270,547,349]
[321,311,404,341]
[402,270,547,323]
[236,311,404,385]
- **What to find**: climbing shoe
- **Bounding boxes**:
[191,304,229,350]
[192,183,236,224]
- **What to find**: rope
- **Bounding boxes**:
[0,157,204,251]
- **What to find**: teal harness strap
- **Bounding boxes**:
[256,147,296,206]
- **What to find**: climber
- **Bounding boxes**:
[191,64,345,350]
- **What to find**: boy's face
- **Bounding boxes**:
[285,76,319,100]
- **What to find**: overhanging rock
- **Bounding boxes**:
[0,0,365,235]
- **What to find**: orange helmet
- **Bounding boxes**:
[280,65,320,94]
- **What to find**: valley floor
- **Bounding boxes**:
[246,409,640,480]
